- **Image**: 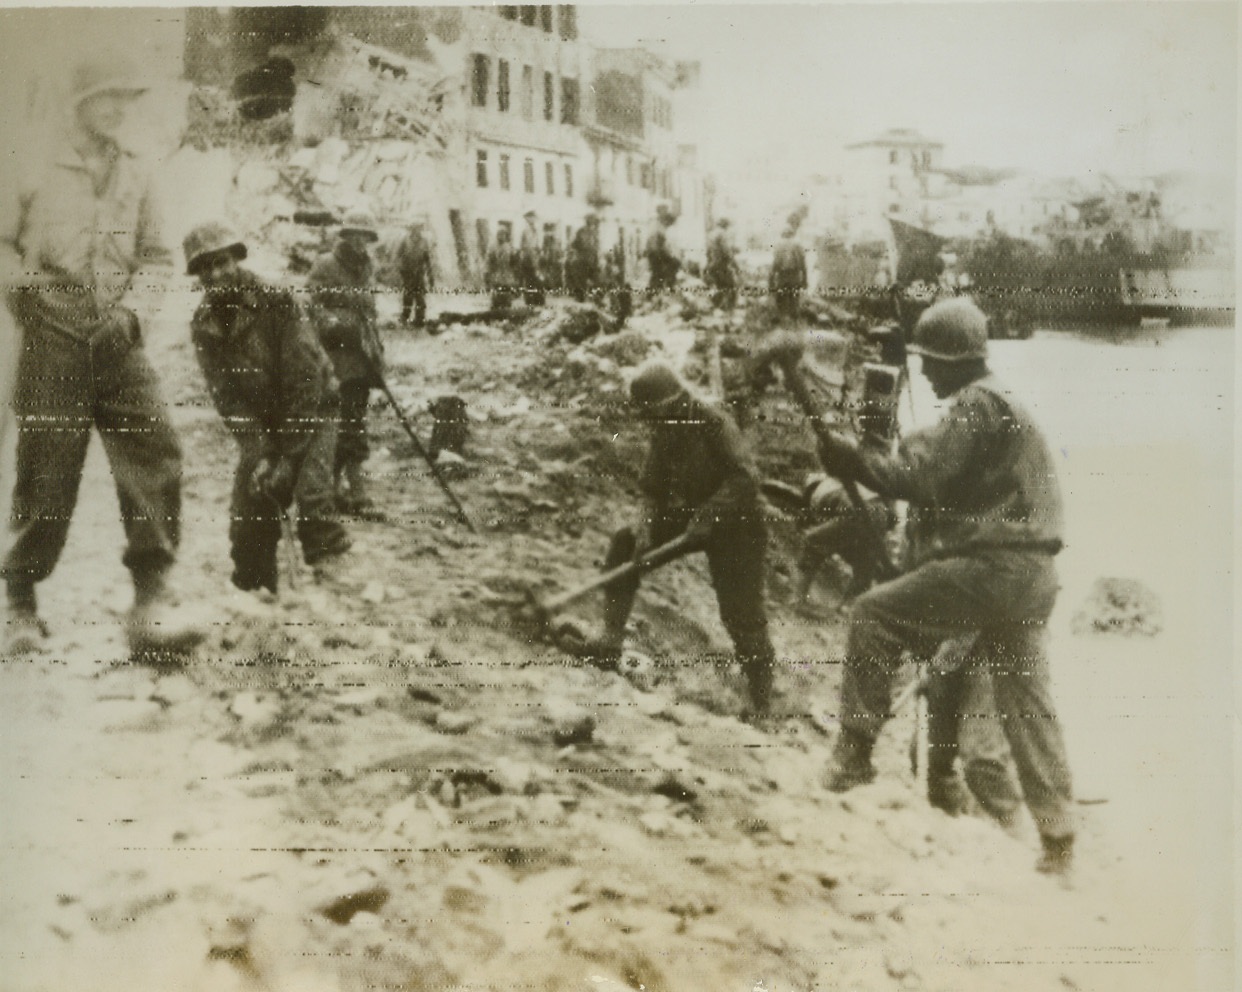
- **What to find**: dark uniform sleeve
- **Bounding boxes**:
[191,309,265,445]
[858,389,989,504]
[274,293,334,466]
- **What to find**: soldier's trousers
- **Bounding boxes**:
[3,311,181,586]
[401,280,427,327]
[603,516,777,706]
[772,290,802,322]
[839,549,1074,840]
[229,413,346,593]
[335,379,371,472]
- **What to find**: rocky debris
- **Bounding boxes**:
[1072,577,1163,636]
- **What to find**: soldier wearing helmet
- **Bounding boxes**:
[307,211,385,517]
[184,222,351,594]
[815,297,1077,876]
[575,362,778,715]
[1,52,204,658]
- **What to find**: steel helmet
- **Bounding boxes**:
[910,297,989,362]
[340,211,379,241]
[630,362,686,407]
[183,222,247,277]
[70,52,149,106]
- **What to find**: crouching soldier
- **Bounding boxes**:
[307,212,384,517]
[184,223,351,593]
[583,363,777,715]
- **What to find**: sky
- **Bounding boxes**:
[580,1,1238,181]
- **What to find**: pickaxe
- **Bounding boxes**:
[751,331,897,579]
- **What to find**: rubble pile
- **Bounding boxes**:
[1071,577,1164,636]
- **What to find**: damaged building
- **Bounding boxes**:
[181,6,709,289]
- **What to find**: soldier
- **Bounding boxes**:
[518,209,544,307]
[539,230,564,296]
[769,224,808,323]
[583,363,777,715]
[184,223,351,594]
[307,212,384,517]
[1,53,204,656]
[485,226,519,311]
[566,213,601,303]
[644,205,680,294]
[704,217,740,311]
[603,233,633,328]
[397,218,435,328]
[817,298,1075,875]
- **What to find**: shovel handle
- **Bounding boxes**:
[539,533,698,616]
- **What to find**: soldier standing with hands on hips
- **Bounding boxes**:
[1,53,204,657]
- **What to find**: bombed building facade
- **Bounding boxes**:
[178,6,709,288]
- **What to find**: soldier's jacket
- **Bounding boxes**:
[306,243,383,385]
[640,396,762,527]
[705,232,738,285]
[859,374,1064,562]
[486,242,519,289]
[396,231,435,287]
[191,269,337,466]
[770,237,807,291]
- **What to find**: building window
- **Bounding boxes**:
[640,162,652,190]
[543,71,555,121]
[497,220,513,243]
[520,65,534,119]
[539,5,553,32]
[542,222,557,246]
[560,77,579,125]
[476,149,489,188]
[497,60,511,112]
[557,5,578,40]
[888,149,898,165]
[499,153,511,191]
[520,5,537,26]
[889,175,898,191]
[500,6,518,20]
[564,163,574,198]
[625,156,634,185]
[476,218,490,252]
[545,160,555,195]
[524,157,535,194]
[471,55,489,108]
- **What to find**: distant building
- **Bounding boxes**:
[588,48,708,269]
[839,128,946,241]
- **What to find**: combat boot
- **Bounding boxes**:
[5,580,49,656]
[823,728,876,792]
[1035,833,1074,877]
[345,462,384,521]
[127,566,207,657]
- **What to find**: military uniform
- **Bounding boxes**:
[769,235,807,321]
[565,223,600,303]
[644,226,679,293]
[191,269,348,592]
[1,139,183,595]
[705,227,739,311]
[485,238,519,311]
[396,228,434,327]
[307,242,383,481]
[518,220,544,307]
[835,374,1074,844]
[601,388,776,711]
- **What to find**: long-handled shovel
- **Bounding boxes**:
[522,533,699,637]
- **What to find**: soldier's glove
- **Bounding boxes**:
[817,429,863,482]
[251,456,296,508]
